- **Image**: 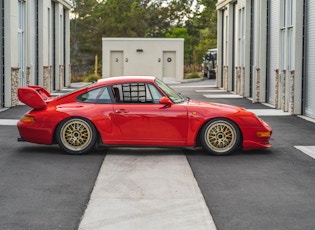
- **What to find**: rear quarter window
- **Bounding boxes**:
[76,87,112,104]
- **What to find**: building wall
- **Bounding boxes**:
[304,0,315,118]
[102,38,184,82]
[0,0,71,108]
[216,0,310,118]
[0,0,4,108]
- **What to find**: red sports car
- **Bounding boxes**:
[17,76,272,155]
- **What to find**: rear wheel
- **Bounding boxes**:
[201,119,241,155]
[56,118,97,154]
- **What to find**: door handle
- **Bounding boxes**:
[115,109,129,113]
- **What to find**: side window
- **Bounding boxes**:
[111,83,162,104]
[147,83,163,103]
[77,87,111,104]
[96,87,111,103]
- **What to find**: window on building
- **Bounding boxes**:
[288,0,293,26]
[288,0,294,70]
[280,30,286,70]
[18,0,26,86]
[281,0,286,28]
[280,0,294,70]
[238,8,245,66]
[224,15,229,65]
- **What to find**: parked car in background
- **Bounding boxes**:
[202,48,217,79]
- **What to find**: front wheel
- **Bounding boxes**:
[201,119,241,155]
[56,118,97,154]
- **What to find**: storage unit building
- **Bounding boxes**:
[0,0,71,108]
[102,38,184,82]
[216,0,313,119]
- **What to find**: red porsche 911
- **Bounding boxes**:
[17,76,272,155]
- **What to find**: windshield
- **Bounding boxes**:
[155,78,186,103]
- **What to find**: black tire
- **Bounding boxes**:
[201,119,241,155]
[56,118,97,154]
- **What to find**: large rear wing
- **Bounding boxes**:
[18,86,52,109]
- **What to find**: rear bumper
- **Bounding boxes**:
[17,121,55,145]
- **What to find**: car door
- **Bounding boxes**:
[112,83,189,145]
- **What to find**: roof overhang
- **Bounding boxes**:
[53,0,73,10]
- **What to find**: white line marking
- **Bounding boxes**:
[0,119,19,126]
[79,150,217,230]
[297,115,315,124]
[196,89,227,93]
[204,94,244,99]
[247,109,290,116]
[172,85,216,88]
[0,108,9,112]
[294,146,315,159]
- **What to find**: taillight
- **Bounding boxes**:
[21,116,36,123]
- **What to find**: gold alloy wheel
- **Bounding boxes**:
[204,120,237,153]
[60,119,93,151]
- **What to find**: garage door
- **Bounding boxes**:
[305,0,315,119]
[267,0,280,106]
[0,0,3,108]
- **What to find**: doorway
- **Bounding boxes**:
[162,51,176,78]
[110,51,124,77]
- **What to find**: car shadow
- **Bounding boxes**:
[16,144,107,156]
[16,144,274,157]
[184,148,274,157]
[106,147,185,156]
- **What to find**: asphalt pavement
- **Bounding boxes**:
[0,78,314,230]
[174,79,315,230]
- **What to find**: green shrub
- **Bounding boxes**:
[83,74,101,83]
[185,72,201,79]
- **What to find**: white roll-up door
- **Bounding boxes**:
[305,0,315,119]
[0,0,3,107]
[267,0,280,105]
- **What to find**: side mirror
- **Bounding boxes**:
[159,97,172,107]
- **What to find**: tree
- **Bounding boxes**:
[70,0,217,78]
[166,27,192,65]
[189,0,217,63]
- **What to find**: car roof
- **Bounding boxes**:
[96,76,156,86]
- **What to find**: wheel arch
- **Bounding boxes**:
[52,116,101,144]
[195,117,243,148]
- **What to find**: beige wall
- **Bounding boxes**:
[102,38,184,82]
